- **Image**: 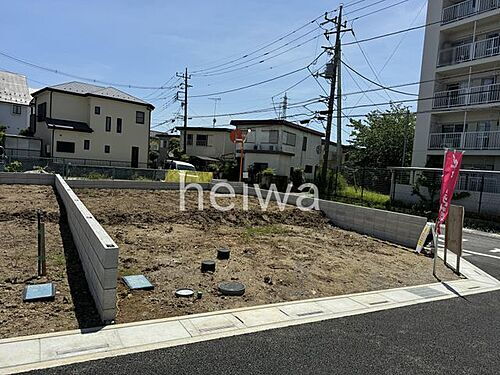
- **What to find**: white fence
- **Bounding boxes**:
[442,0,500,24]
[428,131,500,150]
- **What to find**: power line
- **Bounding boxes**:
[350,0,413,21]
[344,0,393,15]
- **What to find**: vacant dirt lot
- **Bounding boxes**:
[75,188,459,325]
[0,185,100,339]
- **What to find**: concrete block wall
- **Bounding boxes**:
[55,175,119,322]
[0,172,55,185]
[226,183,426,249]
[66,178,210,191]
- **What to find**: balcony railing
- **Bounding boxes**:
[442,0,500,24]
[433,83,500,108]
[428,131,500,150]
[438,35,500,66]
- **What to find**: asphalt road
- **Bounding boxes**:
[29,230,500,375]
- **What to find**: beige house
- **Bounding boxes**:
[30,82,154,167]
[176,126,235,162]
[230,119,324,178]
[412,0,500,170]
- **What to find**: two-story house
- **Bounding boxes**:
[0,70,31,135]
[176,126,236,162]
[30,82,154,168]
[230,119,324,178]
[149,130,179,167]
[412,0,500,170]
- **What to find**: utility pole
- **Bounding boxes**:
[402,109,410,167]
[320,5,350,187]
[176,68,191,153]
[336,44,342,169]
[281,93,288,119]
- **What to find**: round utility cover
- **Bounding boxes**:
[201,260,216,273]
[217,248,230,260]
[218,281,245,296]
[175,288,194,298]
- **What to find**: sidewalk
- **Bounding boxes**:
[1,250,499,374]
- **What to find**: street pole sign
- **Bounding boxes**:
[444,205,464,275]
[230,129,250,182]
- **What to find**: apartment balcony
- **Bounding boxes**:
[442,0,500,24]
[433,83,500,108]
[428,131,500,150]
[438,35,500,67]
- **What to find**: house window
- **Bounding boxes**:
[161,140,168,148]
[304,165,313,173]
[268,130,279,144]
[95,106,101,115]
[56,141,75,153]
[136,111,145,124]
[104,145,110,153]
[283,131,296,146]
[196,134,208,146]
[105,116,111,132]
[12,104,22,115]
[187,134,193,145]
[302,136,307,151]
[117,118,122,133]
[83,140,90,150]
[37,102,47,121]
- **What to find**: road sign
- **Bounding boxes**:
[230,129,246,143]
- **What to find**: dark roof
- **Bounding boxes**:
[245,149,294,156]
[175,126,234,132]
[46,118,93,133]
[150,130,179,138]
[0,70,31,105]
[32,81,154,110]
[230,119,324,137]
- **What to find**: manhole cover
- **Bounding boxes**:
[218,281,245,296]
[23,283,56,302]
[122,275,154,291]
[175,288,194,298]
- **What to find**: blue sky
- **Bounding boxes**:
[0,0,427,143]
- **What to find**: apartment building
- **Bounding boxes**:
[30,82,154,167]
[176,126,235,161]
[412,0,500,170]
[230,119,324,178]
[0,70,31,135]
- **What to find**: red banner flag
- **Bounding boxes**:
[436,150,463,234]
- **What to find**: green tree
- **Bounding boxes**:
[347,104,415,168]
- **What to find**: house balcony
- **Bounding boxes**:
[438,35,500,67]
[428,130,500,150]
[442,0,500,24]
[432,83,500,108]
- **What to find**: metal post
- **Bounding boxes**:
[478,174,484,214]
[37,210,46,277]
[432,223,438,278]
[361,168,365,200]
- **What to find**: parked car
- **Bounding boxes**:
[164,160,196,171]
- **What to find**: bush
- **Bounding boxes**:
[262,167,275,176]
[85,172,108,180]
[4,161,23,172]
[290,168,305,188]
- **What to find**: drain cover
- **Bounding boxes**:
[218,281,245,296]
[122,275,154,291]
[23,283,56,302]
[175,288,194,298]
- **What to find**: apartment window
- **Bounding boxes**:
[187,134,193,145]
[95,106,101,115]
[104,145,110,153]
[161,140,168,148]
[56,141,75,153]
[196,134,208,146]
[37,102,47,121]
[105,116,111,132]
[12,104,22,115]
[283,131,296,146]
[136,111,145,124]
[302,136,308,151]
[83,140,90,150]
[117,118,122,133]
[304,165,313,173]
[267,130,279,144]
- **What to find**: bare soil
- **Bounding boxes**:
[0,185,101,339]
[75,189,459,326]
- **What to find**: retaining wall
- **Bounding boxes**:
[223,183,426,249]
[55,175,119,322]
[0,172,54,185]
